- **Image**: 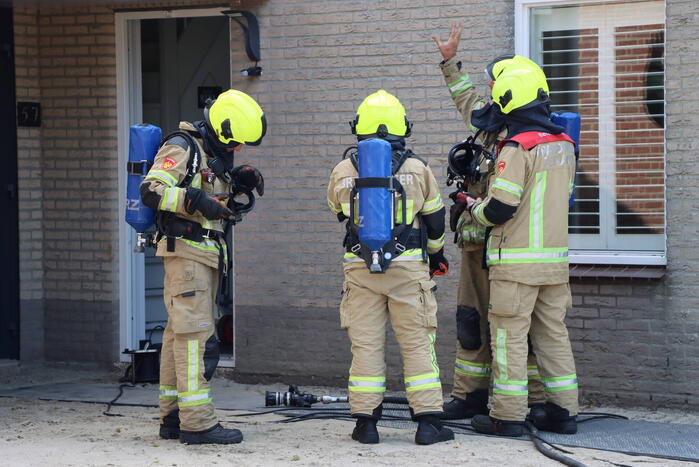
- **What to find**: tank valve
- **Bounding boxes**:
[370,251,382,273]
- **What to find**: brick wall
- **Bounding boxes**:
[568,279,698,407]
[13,8,44,361]
[662,0,699,405]
[15,5,122,363]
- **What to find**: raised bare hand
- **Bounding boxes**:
[432,23,464,61]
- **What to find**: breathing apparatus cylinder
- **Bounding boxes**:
[126,124,162,252]
[357,138,393,272]
[551,112,581,149]
[551,112,581,207]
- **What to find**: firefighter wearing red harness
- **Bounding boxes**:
[465,62,580,436]
[433,24,547,420]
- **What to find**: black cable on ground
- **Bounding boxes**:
[525,421,586,467]
[103,383,135,417]
[102,363,143,416]
[577,412,629,423]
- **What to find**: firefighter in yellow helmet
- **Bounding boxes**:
[433,23,546,421]
[460,61,579,436]
[140,89,266,444]
[327,90,453,445]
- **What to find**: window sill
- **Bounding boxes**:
[569,264,666,280]
[569,251,666,266]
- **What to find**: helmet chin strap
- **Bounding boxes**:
[196,120,232,159]
[195,120,235,183]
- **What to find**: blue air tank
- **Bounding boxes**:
[126,124,162,233]
[551,112,581,207]
[357,138,393,252]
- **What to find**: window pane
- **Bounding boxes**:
[541,28,600,234]
[530,2,665,252]
[614,25,665,235]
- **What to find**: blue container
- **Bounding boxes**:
[126,124,162,233]
[551,112,581,149]
[357,138,393,252]
[552,112,581,207]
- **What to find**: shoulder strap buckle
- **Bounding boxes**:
[127,160,153,176]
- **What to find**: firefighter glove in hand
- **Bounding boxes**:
[429,248,449,278]
[449,191,472,232]
[184,187,233,220]
[231,165,264,196]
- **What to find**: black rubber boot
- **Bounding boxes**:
[351,405,381,444]
[179,423,243,445]
[414,414,455,445]
[527,403,546,427]
[159,410,180,440]
[526,402,577,434]
[471,414,524,437]
[442,389,489,420]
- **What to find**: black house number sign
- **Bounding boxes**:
[17,102,41,127]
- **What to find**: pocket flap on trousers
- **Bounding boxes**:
[170,279,209,297]
[419,279,438,293]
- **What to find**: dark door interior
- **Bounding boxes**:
[0,7,20,360]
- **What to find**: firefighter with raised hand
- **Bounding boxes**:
[433,23,546,420]
[140,89,265,445]
[462,62,579,436]
[327,90,453,445]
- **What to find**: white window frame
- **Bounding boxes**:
[116,7,237,365]
[515,0,667,266]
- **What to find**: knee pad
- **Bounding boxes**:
[203,335,220,381]
[456,306,481,350]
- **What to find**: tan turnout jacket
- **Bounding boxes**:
[471,136,576,285]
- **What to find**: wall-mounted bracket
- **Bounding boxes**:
[222,10,260,63]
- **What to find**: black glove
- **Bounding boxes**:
[231,165,264,196]
[428,248,449,278]
[184,187,233,220]
[449,201,467,232]
[448,190,469,232]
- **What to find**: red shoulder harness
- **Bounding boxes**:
[498,131,575,152]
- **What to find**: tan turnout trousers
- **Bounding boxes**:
[488,280,579,421]
[341,261,443,416]
[158,256,218,432]
[453,248,545,403]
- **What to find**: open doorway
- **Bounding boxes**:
[117,9,235,367]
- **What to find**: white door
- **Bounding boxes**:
[117,8,236,366]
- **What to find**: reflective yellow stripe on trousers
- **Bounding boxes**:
[177,340,211,407]
[455,359,491,378]
[348,376,386,393]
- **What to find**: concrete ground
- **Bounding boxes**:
[0,363,697,466]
